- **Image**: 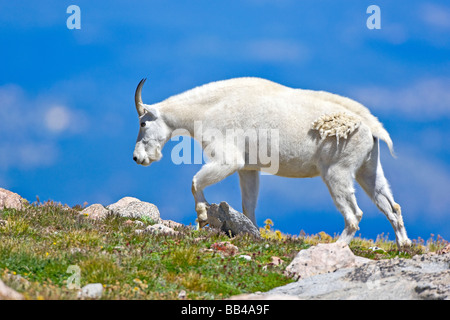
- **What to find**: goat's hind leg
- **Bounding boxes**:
[356,140,411,249]
[321,165,364,244]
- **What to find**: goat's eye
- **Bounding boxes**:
[140,122,146,127]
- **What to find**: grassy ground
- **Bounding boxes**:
[0,202,448,300]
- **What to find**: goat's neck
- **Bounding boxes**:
[157,96,208,138]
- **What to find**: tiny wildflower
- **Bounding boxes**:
[264,219,273,230]
[275,230,282,240]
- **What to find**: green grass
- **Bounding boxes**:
[0,202,447,300]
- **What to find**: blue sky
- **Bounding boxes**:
[1,1,449,241]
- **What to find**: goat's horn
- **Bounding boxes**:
[135,78,147,116]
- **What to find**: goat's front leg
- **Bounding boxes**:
[192,161,243,228]
[238,169,260,226]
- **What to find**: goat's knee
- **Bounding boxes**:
[191,178,199,196]
[356,209,363,222]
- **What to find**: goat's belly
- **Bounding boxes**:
[266,134,321,178]
[272,159,320,178]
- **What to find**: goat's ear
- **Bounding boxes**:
[143,105,160,119]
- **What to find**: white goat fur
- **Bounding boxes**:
[133,77,411,248]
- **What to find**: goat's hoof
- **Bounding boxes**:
[398,238,412,252]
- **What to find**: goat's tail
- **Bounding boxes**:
[311,90,396,158]
[349,109,396,158]
[370,123,396,158]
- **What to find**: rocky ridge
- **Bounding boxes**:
[265,249,450,300]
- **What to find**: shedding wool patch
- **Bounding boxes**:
[311,112,361,144]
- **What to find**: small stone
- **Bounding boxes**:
[78,283,103,299]
[70,247,84,254]
[134,220,145,227]
[79,204,110,220]
[437,244,450,255]
[178,290,187,300]
[112,201,160,222]
[211,241,239,256]
[369,246,386,253]
[239,255,252,261]
[145,223,178,236]
[271,256,284,266]
[161,219,183,229]
[207,202,261,238]
[0,279,24,300]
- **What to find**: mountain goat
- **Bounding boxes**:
[133,77,411,249]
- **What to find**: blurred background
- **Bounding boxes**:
[1,0,449,240]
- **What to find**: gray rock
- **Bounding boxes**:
[78,283,103,299]
[106,196,141,212]
[110,199,160,222]
[79,204,110,220]
[134,220,145,227]
[178,289,187,300]
[228,293,301,300]
[161,219,183,229]
[0,279,24,300]
[0,188,26,211]
[239,255,252,261]
[207,202,261,238]
[284,242,370,280]
[145,223,178,236]
[268,252,450,300]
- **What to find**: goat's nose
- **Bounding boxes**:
[133,156,137,162]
